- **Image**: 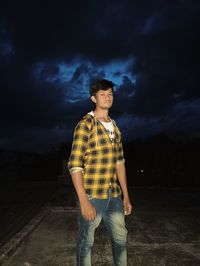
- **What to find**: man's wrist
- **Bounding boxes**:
[123,193,130,200]
[78,193,89,203]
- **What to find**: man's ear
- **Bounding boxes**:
[91,95,96,103]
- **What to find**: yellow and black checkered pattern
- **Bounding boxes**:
[68,114,125,199]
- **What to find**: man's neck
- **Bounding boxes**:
[93,109,111,122]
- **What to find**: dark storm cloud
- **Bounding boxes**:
[131,1,200,116]
[1,0,183,62]
[39,65,60,81]
[0,0,200,151]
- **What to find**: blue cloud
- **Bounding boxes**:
[32,58,135,103]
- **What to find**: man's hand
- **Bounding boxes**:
[80,198,97,221]
[123,197,132,215]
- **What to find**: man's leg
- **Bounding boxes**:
[102,195,128,266]
[77,198,106,266]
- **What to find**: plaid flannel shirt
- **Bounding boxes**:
[68,113,125,199]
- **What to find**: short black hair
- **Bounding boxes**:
[89,79,114,96]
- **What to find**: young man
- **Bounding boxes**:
[68,79,132,266]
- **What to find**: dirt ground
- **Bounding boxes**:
[1,187,200,266]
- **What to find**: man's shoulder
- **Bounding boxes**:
[76,113,95,130]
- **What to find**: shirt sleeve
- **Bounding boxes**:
[112,119,125,165]
[117,141,125,164]
[68,121,90,174]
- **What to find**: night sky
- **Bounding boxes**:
[0,0,200,152]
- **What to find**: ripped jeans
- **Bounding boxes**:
[76,191,128,266]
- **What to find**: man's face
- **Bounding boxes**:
[92,88,113,110]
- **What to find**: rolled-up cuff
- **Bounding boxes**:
[116,159,125,165]
[69,167,84,174]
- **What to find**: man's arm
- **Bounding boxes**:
[116,162,132,215]
[71,171,96,221]
[68,121,96,221]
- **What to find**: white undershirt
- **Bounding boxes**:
[101,121,114,142]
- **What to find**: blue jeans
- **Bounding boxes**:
[77,192,128,266]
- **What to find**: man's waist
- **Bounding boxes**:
[85,185,121,199]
